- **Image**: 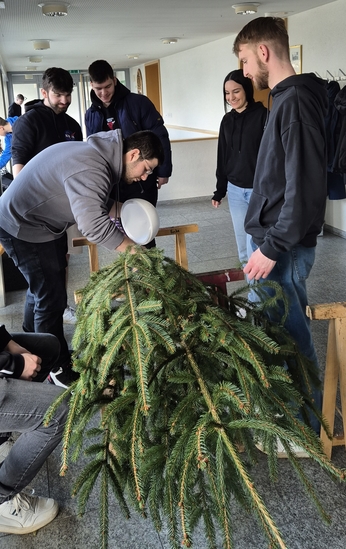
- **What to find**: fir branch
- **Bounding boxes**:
[57,248,346,549]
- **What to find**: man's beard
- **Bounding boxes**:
[254,57,269,91]
[121,166,134,185]
[47,98,69,115]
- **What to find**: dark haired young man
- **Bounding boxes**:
[11,67,83,177]
[0,129,164,387]
[85,59,172,247]
[234,17,327,443]
[10,67,84,341]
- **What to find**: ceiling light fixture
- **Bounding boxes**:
[38,3,69,16]
[232,3,260,15]
[26,66,38,71]
[264,12,288,17]
[33,40,50,50]
[28,56,42,63]
[161,38,178,45]
[127,54,139,60]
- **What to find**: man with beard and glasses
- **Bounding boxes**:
[233,17,327,445]
[0,130,164,388]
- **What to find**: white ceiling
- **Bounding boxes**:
[0,0,337,74]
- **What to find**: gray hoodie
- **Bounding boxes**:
[0,129,125,250]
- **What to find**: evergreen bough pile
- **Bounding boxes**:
[46,247,345,549]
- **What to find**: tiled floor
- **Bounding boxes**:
[0,198,346,549]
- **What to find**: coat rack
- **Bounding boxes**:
[317,68,346,82]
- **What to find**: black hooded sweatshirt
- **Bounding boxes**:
[213,101,267,201]
[11,100,83,167]
[245,73,328,261]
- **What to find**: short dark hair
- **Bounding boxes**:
[41,67,74,93]
[88,60,114,83]
[0,117,6,126]
[233,17,289,60]
[223,69,254,111]
[123,131,165,166]
[16,94,24,101]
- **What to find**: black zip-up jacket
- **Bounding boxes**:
[245,73,328,261]
[0,325,24,379]
[213,101,267,202]
[333,85,346,173]
[11,100,83,166]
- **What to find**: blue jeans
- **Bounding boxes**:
[251,241,322,433]
[0,333,68,503]
[0,228,70,369]
[0,333,60,443]
[227,182,253,266]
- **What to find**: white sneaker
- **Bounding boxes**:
[0,492,59,534]
[256,437,310,458]
[236,306,247,319]
[0,439,14,464]
[63,305,76,324]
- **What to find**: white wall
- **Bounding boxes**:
[130,35,238,132]
[158,138,218,202]
[130,1,346,230]
[129,36,239,203]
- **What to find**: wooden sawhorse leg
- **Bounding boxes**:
[72,237,99,272]
[157,224,199,270]
[306,303,346,459]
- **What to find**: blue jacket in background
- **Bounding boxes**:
[0,116,18,170]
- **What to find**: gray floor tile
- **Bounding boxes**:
[1,200,346,548]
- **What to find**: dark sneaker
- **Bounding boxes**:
[47,366,79,388]
[0,492,58,534]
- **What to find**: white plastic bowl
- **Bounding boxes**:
[120,198,160,245]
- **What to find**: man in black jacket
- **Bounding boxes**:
[7,94,24,118]
[85,60,172,247]
[11,68,83,177]
[0,325,68,534]
[233,17,327,442]
[10,68,84,381]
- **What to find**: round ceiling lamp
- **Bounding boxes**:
[161,38,178,45]
[33,40,50,50]
[28,56,43,63]
[38,3,69,16]
[232,3,260,15]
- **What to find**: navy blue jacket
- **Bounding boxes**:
[85,80,172,179]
